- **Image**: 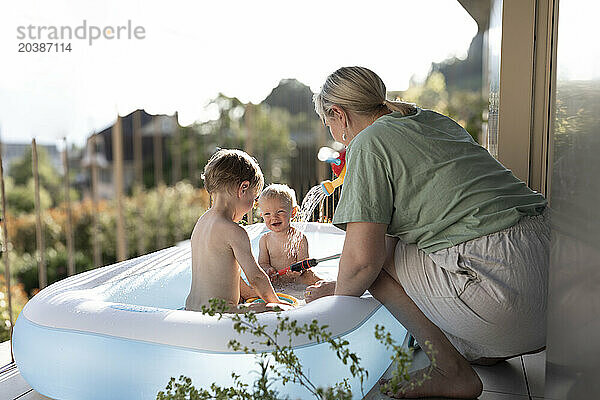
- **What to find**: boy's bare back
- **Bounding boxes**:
[185,210,244,311]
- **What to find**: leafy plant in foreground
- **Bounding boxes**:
[157,298,434,399]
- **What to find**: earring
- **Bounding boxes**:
[342,131,347,141]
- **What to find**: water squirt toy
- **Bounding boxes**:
[277,253,342,276]
[320,163,346,196]
[330,148,346,177]
[320,148,346,196]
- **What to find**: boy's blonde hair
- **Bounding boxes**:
[202,149,264,194]
[258,184,298,210]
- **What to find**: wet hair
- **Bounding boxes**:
[202,149,264,195]
[313,66,416,124]
[258,184,297,210]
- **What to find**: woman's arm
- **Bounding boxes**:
[334,221,388,297]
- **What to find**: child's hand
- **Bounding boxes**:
[285,270,302,279]
[266,267,278,279]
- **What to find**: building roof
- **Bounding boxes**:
[89,109,179,162]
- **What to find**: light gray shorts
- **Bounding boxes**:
[394,210,550,361]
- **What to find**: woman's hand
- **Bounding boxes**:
[266,267,278,279]
[304,280,336,303]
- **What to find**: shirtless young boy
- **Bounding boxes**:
[185,149,288,313]
[257,184,321,288]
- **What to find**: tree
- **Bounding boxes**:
[392,72,486,143]
[246,105,293,184]
[190,94,293,186]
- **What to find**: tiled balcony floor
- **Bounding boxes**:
[1,339,548,399]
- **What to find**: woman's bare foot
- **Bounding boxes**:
[380,359,482,399]
[304,280,336,303]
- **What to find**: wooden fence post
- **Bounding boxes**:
[63,138,75,276]
[172,112,181,184]
[90,135,102,268]
[133,110,144,256]
[153,118,165,249]
[157,183,166,249]
[244,104,253,222]
[0,138,15,358]
[188,132,198,187]
[32,139,47,289]
[113,116,127,261]
[154,118,163,187]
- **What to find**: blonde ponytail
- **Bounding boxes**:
[382,98,416,115]
[313,66,416,123]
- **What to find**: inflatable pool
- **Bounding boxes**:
[12,223,408,400]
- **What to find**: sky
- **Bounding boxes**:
[556,0,600,82]
[0,0,477,147]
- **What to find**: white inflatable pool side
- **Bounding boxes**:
[13,223,408,400]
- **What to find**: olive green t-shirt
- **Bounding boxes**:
[332,108,547,254]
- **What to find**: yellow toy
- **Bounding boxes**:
[245,292,299,307]
[320,164,346,196]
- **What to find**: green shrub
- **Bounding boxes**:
[157,299,435,400]
[3,182,208,287]
[5,177,53,215]
[13,246,93,297]
[0,273,29,342]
